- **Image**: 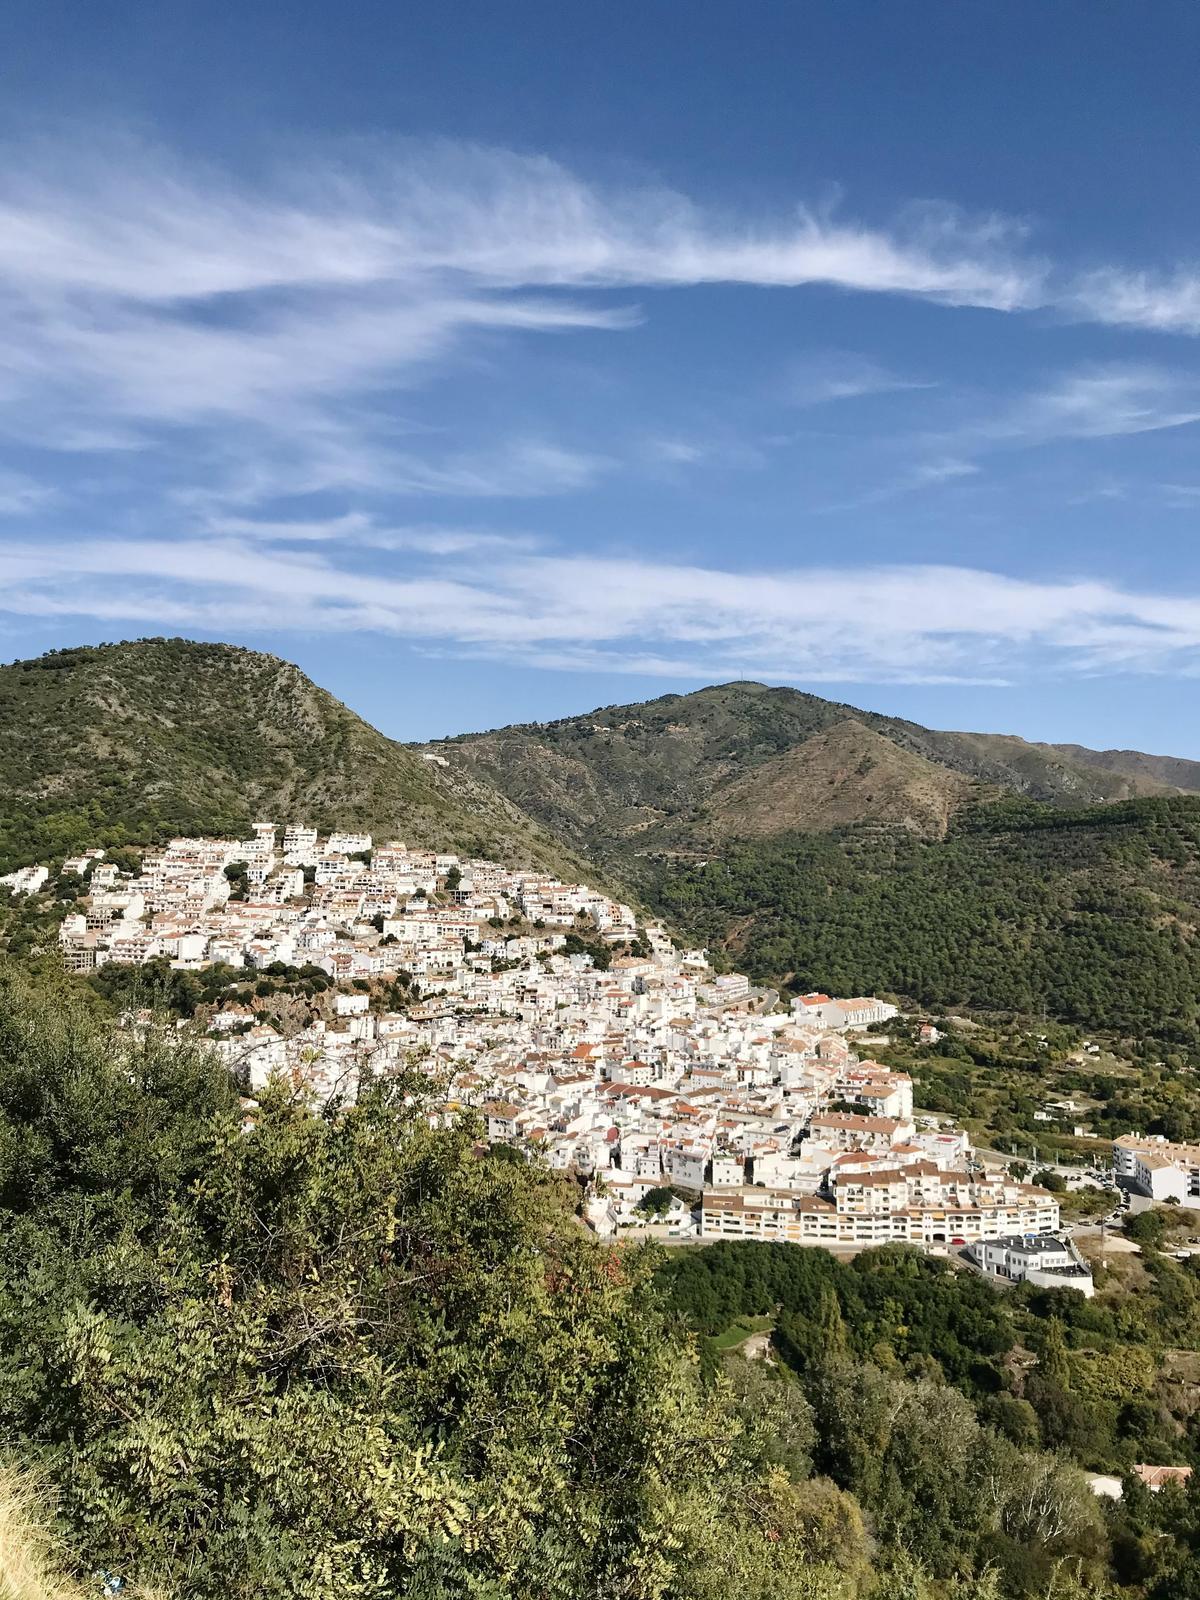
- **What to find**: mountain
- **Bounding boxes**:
[1032,740,1200,792]
[656,795,1200,1040]
[697,718,978,840]
[8,645,1200,1038]
[436,679,1200,868]
[0,639,588,879]
[437,681,1200,1038]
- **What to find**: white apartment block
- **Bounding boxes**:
[702,1181,1059,1248]
[807,1112,914,1152]
[1113,1135,1200,1208]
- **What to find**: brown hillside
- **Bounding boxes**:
[708,718,982,839]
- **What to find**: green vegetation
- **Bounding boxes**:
[862,1016,1200,1170]
[0,886,70,970]
[1122,1208,1195,1251]
[444,680,1200,872]
[439,678,1200,1040]
[659,1238,1200,1595]
[559,929,614,970]
[657,796,1200,1043]
[0,640,590,878]
[86,955,340,1015]
[0,1466,167,1600]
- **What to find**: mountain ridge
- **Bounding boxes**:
[0,638,591,880]
[435,678,1200,867]
[5,641,1200,1037]
[7,642,1198,879]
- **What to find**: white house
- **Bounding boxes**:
[970,1234,1094,1297]
[0,865,48,896]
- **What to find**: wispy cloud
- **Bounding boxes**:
[647,438,708,466]
[1161,482,1200,509]
[6,128,1200,684]
[206,513,540,553]
[0,471,53,516]
[869,364,1200,504]
[6,534,1200,685]
[978,365,1200,445]
[0,139,1036,405]
[784,351,935,406]
[1,131,1199,521]
[0,138,1042,306]
[817,454,980,512]
[0,132,1064,513]
[1069,269,1200,335]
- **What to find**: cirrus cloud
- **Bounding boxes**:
[4,535,1200,686]
[0,132,1196,514]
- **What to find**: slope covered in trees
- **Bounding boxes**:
[0,974,864,1600]
[658,1239,1200,1598]
[0,640,588,879]
[656,796,1200,1043]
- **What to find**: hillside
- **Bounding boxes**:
[0,973,1133,1599]
[707,718,980,839]
[657,795,1200,1043]
[436,680,1200,868]
[0,639,589,879]
[8,645,1200,1040]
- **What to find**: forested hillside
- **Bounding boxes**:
[0,640,588,880]
[656,797,1200,1043]
[656,1239,1200,1598]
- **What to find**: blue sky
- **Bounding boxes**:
[4,2,1200,752]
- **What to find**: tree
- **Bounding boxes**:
[105,847,143,876]
[638,1185,676,1217]
[982,1394,1041,1451]
[722,1356,815,1482]
[815,1285,848,1361]
[1039,1317,1073,1390]
[1125,1208,1171,1250]
[223,860,249,901]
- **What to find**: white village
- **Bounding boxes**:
[4,821,1100,1277]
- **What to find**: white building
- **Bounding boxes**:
[697,973,751,1006]
[0,865,49,896]
[326,832,373,856]
[282,824,320,864]
[970,1234,1094,1297]
[1113,1135,1200,1209]
[702,1182,1060,1248]
[791,994,898,1030]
